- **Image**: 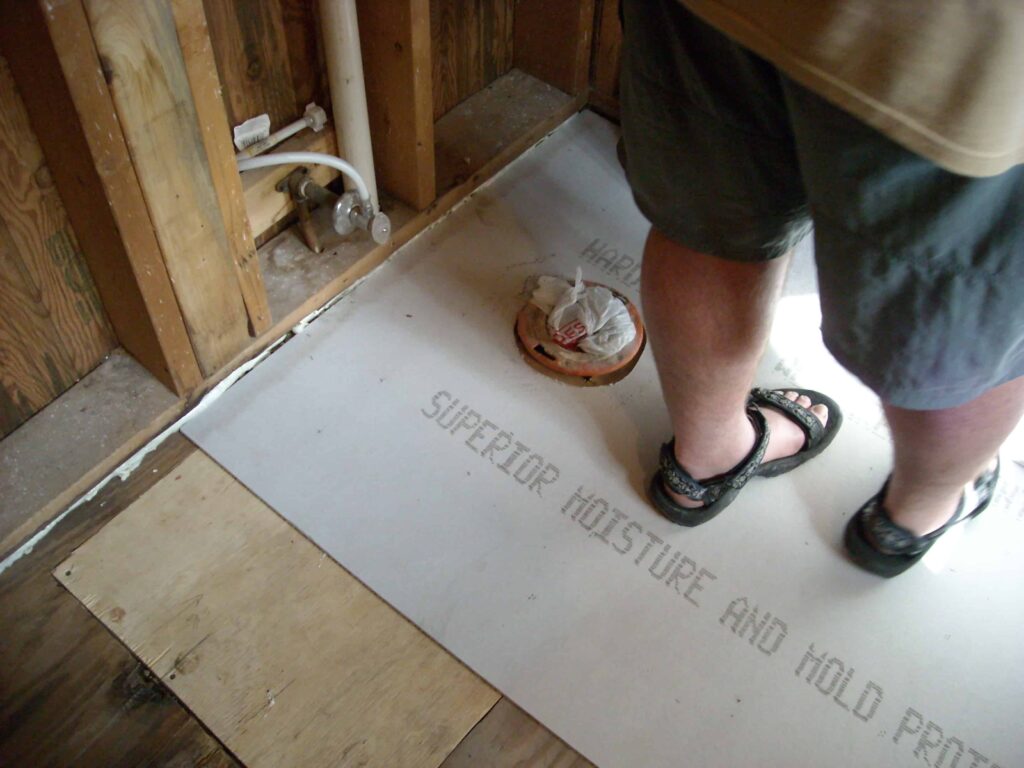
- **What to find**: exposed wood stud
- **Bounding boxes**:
[171,0,272,335]
[83,0,253,376]
[0,0,203,395]
[241,127,341,241]
[357,0,436,210]
[589,0,622,118]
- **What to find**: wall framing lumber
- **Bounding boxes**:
[223,97,583,412]
[83,0,253,377]
[171,0,272,336]
[0,79,580,575]
[357,0,436,210]
[201,0,298,131]
[0,0,202,395]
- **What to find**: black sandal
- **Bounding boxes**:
[749,388,843,477]
[649,404,769,526]
[844,459,1000,578]
[650,387,842,526]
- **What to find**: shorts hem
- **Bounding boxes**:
[824,339,1024,410]
[633,201,783,263]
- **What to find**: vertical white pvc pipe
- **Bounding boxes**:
[320,0,379,212]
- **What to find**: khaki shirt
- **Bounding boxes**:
[681,0,1024,177]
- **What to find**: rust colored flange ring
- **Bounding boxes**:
[515,282,645,381]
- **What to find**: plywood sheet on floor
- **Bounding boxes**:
[440,699,592,768]
[0,434,236,768]
[183,113,1016,766]
[56,450,499,768]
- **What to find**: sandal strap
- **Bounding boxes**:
[860,487,941,556]
[969,458,1000,512]
[659,406,769,504]
[750,388,824,448]
[862,460,1000,556]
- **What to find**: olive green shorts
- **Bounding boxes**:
[619,0,1024,409]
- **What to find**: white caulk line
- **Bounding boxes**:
[0,332,285,577]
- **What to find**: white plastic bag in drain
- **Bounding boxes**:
[530,268,637,357]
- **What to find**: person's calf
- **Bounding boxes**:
[882,376,1024,535]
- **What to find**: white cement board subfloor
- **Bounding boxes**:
[185,112,1024,768]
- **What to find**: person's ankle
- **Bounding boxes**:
[882,488,961,537]
[673,416,756,481]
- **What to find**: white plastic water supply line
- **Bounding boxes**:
[235,103,328,160]
[235,151,372,208]
[320,0,379,214]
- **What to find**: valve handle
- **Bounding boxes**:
[332,190,391,244]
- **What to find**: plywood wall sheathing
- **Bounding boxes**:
[280,0,330,121]
[201,0,297,131]
[514,0,595,97]
[203,0,331,137]
[0,54,116,437]
[430,0,515,121]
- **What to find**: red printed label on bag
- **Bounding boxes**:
[552,319,588,350]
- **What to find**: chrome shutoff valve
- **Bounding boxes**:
[333,191,392,245]
[279,167,392,252]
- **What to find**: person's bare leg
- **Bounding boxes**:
[642,227,828,506]
[883,376,1024,535]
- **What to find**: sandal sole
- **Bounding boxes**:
[843,513,925,577]
[648,472,740,527]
